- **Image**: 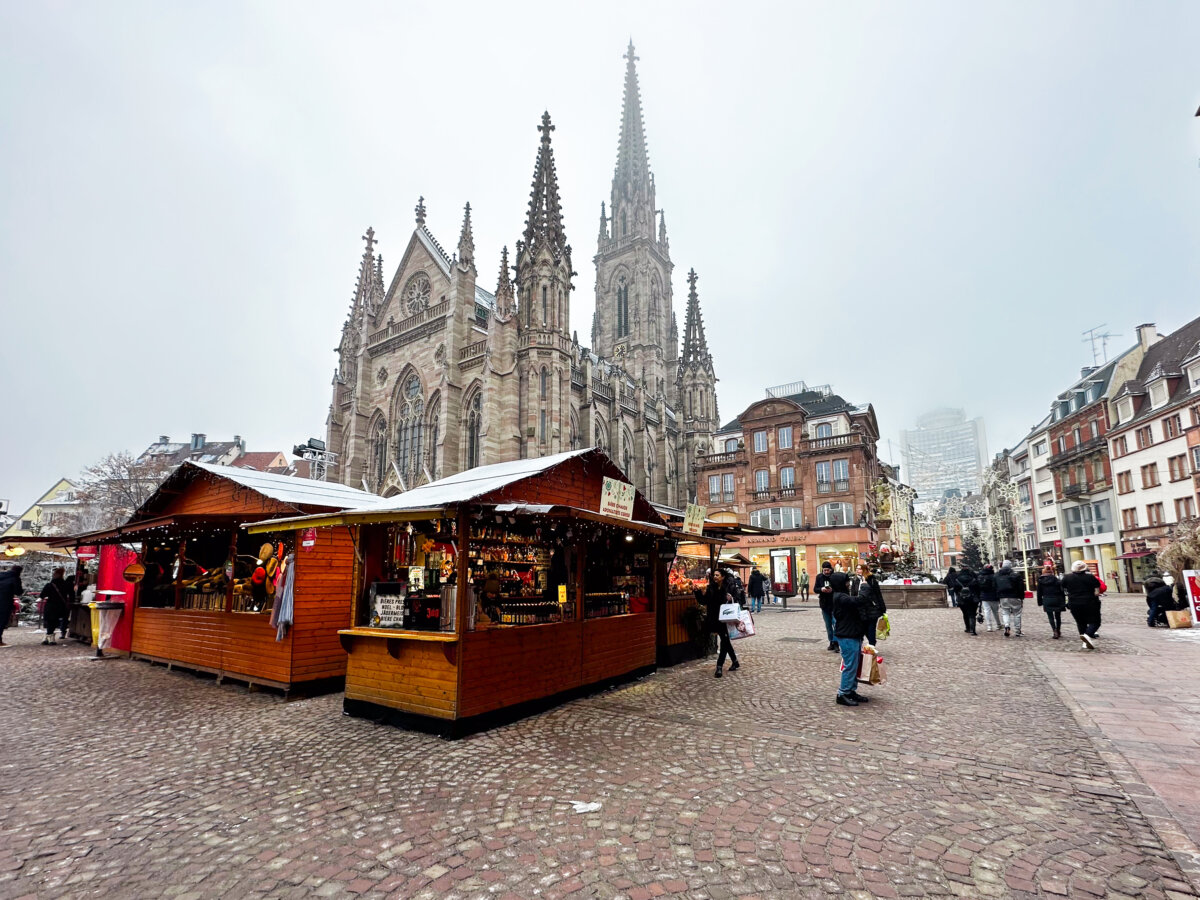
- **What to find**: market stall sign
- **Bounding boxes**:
[76,545,99,561]
[122,562,145,584]
[599,477,634,521]
[1185,570,1200,626]
[300,528,317,550]
[373,592,405,628]
[683,503,707,536]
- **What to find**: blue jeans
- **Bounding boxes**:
[838,637,862,695]
[751,595,763,613]
[821,609,835,643]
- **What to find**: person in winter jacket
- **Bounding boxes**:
[0,566,23,646]
[977,565,1000,632]
[697,569,740,678]
[39,567,72,646]
[832,582,871,707]
[799,568,810,602]
[956,566,979,635]
[747,568,767,614]
[944,567,960,607]
[1144,577,1173,627]
[814,562,838,651]
[855,564,887,646]
[995,560,1025,637]
[1035,561,1066,639]
[1061,560,1103,649]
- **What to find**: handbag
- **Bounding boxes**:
[718,602,741,623]
[1166,609,1193,629]
[728,609,756,640]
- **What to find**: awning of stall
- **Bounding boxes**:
[47,514,249,547]
[491,502,680,538]
[1115,549,1156,559]
[245,448,667,536]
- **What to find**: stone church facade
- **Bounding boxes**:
[326,44,719,506]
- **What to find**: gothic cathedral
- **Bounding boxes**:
[326,44,720,506]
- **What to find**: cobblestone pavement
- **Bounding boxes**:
[2,598,1198,900]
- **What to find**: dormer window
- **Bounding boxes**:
[1149,381,1169,408]
[1116,398,1133,424]
[1189,362,1200,391]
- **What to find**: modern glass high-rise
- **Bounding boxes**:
[900,408,988,503]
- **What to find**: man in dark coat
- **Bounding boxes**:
[943,567,960,607]
[697,569,740,678]
[814,562,838,651]
[956,566,979,635]
[1035,561,1067,638]
[1144,577,1173,628]
[39,567,71,646]
[1062,561,1103,649]
[995,560,1025,637]
[977,565,1000,632]
[832,577,870,706]
[747,568,767,614]
[0,566,23,646]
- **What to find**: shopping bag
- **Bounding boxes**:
[1166,609,1193,629]
[875,657,887,685]
[718,602,742,623]
[876,613,891,641]
[728,609,756,640]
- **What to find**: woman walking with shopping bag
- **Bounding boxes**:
[697,569,740,678]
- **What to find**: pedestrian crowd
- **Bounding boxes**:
[0,565,91,648]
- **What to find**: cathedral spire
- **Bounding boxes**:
[523,111,569,260]
[614,40,651,196]
[458,202,475,271]
[495,245,514,316]
[680,268,710,366]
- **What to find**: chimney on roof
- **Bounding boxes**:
[234,435,245,453]
[158,435,169,444]
[1080,366,1097,378]
[1136,323,1160,353]
[191,433,205,451]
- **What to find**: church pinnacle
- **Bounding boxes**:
[523,111,569,262]
[457,202,475,270]
[495,245,514,316]
[680,268,711,367]
[614,40,651,195]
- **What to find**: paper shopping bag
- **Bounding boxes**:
[728,609,756,640]
[718,602,742,623]
[1166,609,1193,629]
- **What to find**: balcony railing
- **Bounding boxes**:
[1063,483,1085,498]
[797,433,865,454]
[696,450,746,469]
[1048,435,1106,466]
[458,339,486,361]
[367,300,450,347]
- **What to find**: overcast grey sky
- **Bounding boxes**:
[2,1,1198,512]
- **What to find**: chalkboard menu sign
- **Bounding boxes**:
[370,581,407,628]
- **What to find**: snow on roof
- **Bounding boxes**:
[185,461,381,510]
[358,449,594,513]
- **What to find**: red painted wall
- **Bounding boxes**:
[97,544,139,651]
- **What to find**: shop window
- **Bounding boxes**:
[753,431,768,453]
[1147,503,1164,526]
[817,502,853,528]
[778,426,793,449]
[139,531,292,614]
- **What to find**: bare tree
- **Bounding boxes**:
[62,451,175,533]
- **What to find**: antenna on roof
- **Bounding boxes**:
[1082,324,1119,365]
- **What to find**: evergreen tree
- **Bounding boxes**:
[962,526,986,569]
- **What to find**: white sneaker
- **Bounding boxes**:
[1081,634,1095,649]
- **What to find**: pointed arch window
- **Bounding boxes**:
[542,285,549,325]
[595,419,609,456]
[570,411,580,451]
[370,418,388,491]
[394,374,425,483]
[621,209,628,236]
[466,391,483,470]
[616,277,629,339]
[540,367,549,400]
[622,432,634,478]
[426,395,441,481]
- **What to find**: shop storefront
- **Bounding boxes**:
[55,461,379,693]
[729,526,874,596]
[249,449,697,735]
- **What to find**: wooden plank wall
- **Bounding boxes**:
[156,476,296,518]
[289,526,354,681]
[458,623,584,718]
[131,608,293,684]
[663,595,694,648]
[343,637,458,719]
[581,614,655,684]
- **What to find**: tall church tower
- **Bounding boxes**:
[515,112,575,459]
[677,268,718,501]
[593,41,674,405]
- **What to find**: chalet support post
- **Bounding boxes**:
[174,540,187,610]
[225,529,237,613]
[575,543,585,622]
[455,507,470,634]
